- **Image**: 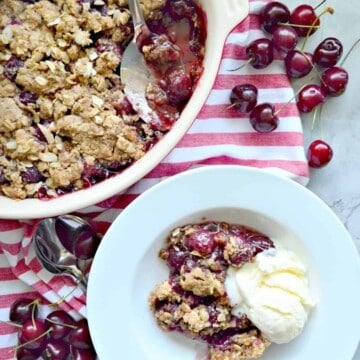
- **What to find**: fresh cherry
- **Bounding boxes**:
[297,84,325,113]
[70,346,97,360]
[289,4,320,37]
[260,1,290,33]
[43,339,69,360]
[271,26,299,53]
[307,140,333,168]
[249,103,279,133]
[9,298,38,324]
[19,318,50,351]
[45,310,75,340]
[284,50,313,78]
[321,66,348,96]
[230,83,258,113]
[246,38,274,69]
[313,37,343,68]
[69,319,94,350]
[15,346,42,360]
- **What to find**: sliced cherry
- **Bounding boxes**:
[307,140,333,168]
[321,66,348,96]
[249,103,279,133]
[297,84,326,113]
[9,298,38,325]
[313,37,343,68]
[246,38,274,69]
[260,1,290,33]
[289,4,320,37]
[230,84,258,113]
[271,26,298,53]
[284,50,313,78]
[46,310,75,340]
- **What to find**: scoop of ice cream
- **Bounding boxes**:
[225,244,315,344]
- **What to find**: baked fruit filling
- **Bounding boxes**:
[0,0,206,199]
[149,222,274,360]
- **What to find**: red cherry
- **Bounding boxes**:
[313,37,343,68]
[70,346,97,360]
[260,1,290,33]
[69,319,94,350]
[297,84,326,113]
[43,339,69,360]
[230,84,258,113]
[46,310,75,340]
[272,26,299,53]
[290,4,320,37]
[284,50,313,78]
[307,140,333,168]
[249,103,279,133]
[246,38,274,69]
[19,318,50,351]
[321,66,349,97]
[9,298,38,325]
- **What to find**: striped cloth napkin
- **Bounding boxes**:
[0,0,309,357]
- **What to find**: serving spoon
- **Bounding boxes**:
[120,0,160,124]
[33,216,94,291]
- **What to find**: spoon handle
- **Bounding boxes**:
[128,0,146,30]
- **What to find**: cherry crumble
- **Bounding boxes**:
[149,221,274,360]
[0,0,206,200]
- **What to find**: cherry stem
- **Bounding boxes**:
[31,299,40,326]
[278,22,320,29]
[227,58,253,72]
[340,37,360,66]
[314,0,327,10]
[15,327,53,351]
[311,106,319,131]
[0,319,22,328]
[274,83,309,117]
[45,318,77,330]
[301,7,334,51]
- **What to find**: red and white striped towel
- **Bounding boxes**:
[0,1,309,358]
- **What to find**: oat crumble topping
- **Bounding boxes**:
[0,0,205,199]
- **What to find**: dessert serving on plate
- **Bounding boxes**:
[0,0,206,200]
[149,221,315,359]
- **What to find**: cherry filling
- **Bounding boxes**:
[137,0,206,130]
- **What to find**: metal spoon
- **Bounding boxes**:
[33,216,90,291]
[120,0,160,124]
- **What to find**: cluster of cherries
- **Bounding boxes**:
[8,297,96,360]
[229,1,350,168]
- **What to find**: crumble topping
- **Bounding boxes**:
[0,0,205,199]
[149,222,274,359]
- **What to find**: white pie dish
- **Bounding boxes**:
[87,165,360,360]
[0,0,249,219]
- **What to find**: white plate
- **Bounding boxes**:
[87,165,360,360]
